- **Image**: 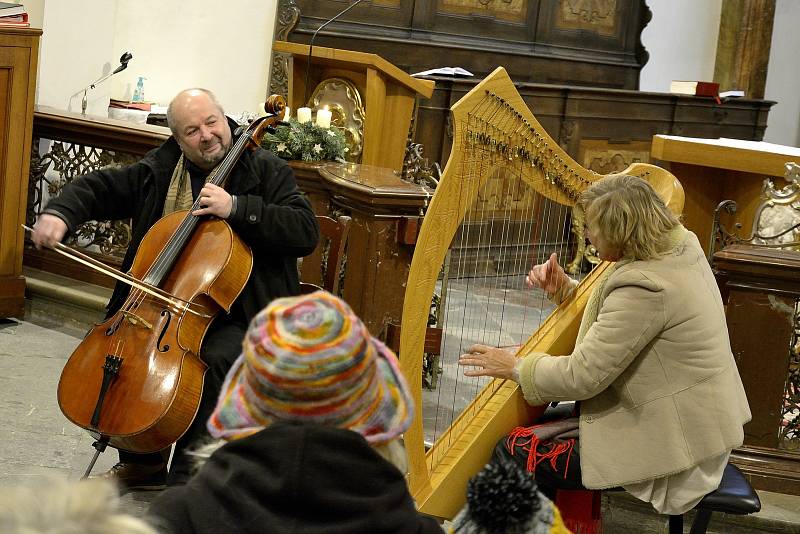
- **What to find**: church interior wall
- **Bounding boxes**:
[34,0,277,118]
[25,0,800,147]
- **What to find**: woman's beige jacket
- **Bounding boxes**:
[517,228,751,489]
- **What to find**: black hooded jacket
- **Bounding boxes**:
[147,421,443,534]
[44,118,319,322]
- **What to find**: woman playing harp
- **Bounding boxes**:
[459,174,751,515]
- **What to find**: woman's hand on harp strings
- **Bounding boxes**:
[526,252,568,296]
[31,214,68,250]
[459,344,518,381]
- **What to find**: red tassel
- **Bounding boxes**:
[506,425,576,478]
[507,425,602,533]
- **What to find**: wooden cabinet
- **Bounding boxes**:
[713,245,800,495]
[0,28,41,318]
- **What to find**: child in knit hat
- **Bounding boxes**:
[147,291,442,534]
[448,457,570,534]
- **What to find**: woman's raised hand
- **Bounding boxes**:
[525,252,568,295]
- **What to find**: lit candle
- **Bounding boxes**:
[297,107,312,124]
[316,106,332,129]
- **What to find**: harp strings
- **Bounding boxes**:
[426,91,580,461]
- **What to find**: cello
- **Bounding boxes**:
[55,97,285,457]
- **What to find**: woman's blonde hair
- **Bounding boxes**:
[579,174,680,261]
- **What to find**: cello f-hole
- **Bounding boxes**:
[157,309,171,352]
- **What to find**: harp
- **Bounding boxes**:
[398,67,684,519]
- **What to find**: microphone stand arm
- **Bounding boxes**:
[81,71,118,116]
[303,0,364,105]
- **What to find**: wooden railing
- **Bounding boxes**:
[24,107,432,338]
[25,107,169,288]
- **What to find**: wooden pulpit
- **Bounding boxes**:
[271,40,434,173]
[651,135,800,256]
[0,28,41,318]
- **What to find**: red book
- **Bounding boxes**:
[0,11,27,22]
[670,80,721,104]
[0,10,28,26]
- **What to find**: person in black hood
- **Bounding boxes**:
[30,88,319,490]
[147,291,441,534]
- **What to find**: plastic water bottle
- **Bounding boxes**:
[132,77,145,102]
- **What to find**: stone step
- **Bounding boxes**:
[23,266,109,335]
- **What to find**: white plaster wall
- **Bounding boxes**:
[22,0,44,28]
[763,0,800,147]
[32,1,799,146]
[38,0,118,116]
[641,0,799,147]
[36,0,278,118]
[639,0,722,93]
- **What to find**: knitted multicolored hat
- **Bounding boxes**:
[207,291,414,445]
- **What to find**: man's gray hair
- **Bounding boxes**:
[166,88,225,136]
[0,477,159,534]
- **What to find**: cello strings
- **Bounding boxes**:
[125,119,262,315]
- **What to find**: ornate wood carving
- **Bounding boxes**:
[269,0,301,98]
[579,139,651,174]
[25,108,169,288]
[557,0,618,35]
[289,0,651,89]
[439,0,526,21]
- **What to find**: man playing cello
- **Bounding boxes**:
[31,88,319,490]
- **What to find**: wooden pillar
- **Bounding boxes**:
[714,0,776,99]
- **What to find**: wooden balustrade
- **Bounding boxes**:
[24,108,431,338]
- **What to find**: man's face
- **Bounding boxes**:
[172,92,232,170]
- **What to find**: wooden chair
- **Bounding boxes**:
[299,215,351,295]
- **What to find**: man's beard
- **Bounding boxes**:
[201,140,230,166]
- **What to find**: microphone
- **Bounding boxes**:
[303,0,364,105]
[81,51,134,115]
[111,51,133,74]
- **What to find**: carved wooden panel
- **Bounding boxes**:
[438,0,528,22]
[579,139,651,174]
[714,245,800,495]
[287,0,650,89]
[557,0,618,36]
[418,78,774,172]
